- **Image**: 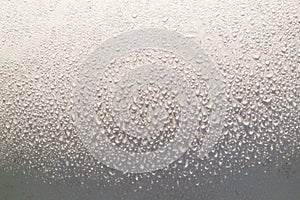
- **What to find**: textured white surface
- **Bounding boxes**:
[0,0,299,199]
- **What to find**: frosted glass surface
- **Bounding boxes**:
[0,0,299,199]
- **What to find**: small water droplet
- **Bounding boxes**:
[252,52,261,60]
[132,13,138,18]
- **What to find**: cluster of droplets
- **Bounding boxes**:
[92,48,211,156]
[96,82,181,153]
[199,0,300,180]
[0,0,299,196]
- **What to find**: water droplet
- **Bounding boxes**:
[252,52,261,60]
[132,13,138,18]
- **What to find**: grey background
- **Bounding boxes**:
[0,158,300,200]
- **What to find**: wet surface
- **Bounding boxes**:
[0,0,299,199]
